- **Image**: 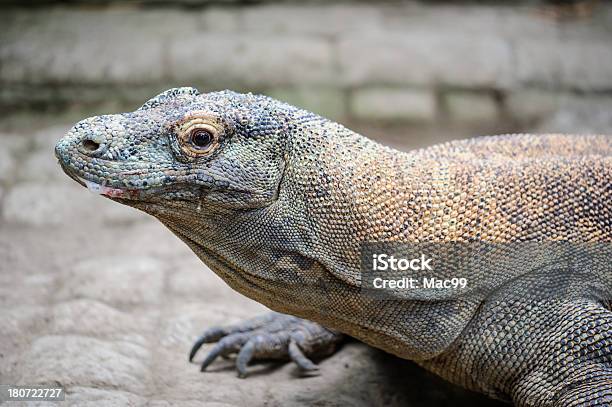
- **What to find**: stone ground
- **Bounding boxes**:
[1,101,611,406]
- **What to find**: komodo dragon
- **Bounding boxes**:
[55,87,611,406]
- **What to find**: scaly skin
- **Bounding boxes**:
[55,88,612,406]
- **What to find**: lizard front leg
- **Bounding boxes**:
[419,288,612,407]
[511,300,612,407]
[189,312,344,378]
[553,377,612,407]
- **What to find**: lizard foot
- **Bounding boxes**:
[189,312,344,378]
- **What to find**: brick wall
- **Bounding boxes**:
[2,2,612,127]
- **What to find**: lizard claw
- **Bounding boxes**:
[189,312,343,378]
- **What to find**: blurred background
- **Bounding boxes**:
[1,1,611,406]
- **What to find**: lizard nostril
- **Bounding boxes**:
[82,139,100,152]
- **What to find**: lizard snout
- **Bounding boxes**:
[55,130,109,160]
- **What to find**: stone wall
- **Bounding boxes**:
[2,2,612,126]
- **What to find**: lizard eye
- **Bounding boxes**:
[190,129,213,150]
[176,118,221,158]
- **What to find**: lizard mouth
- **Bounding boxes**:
[56,145,279,208]
[83,178,140,199]
[58,161,146,200]
[58,159,270,208]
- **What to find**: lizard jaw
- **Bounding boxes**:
[57,152,273,207]
[58,161,141,199]
[83,179,140,199]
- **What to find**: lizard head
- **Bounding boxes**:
[55,87,291,211]
[56,87,364,320]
